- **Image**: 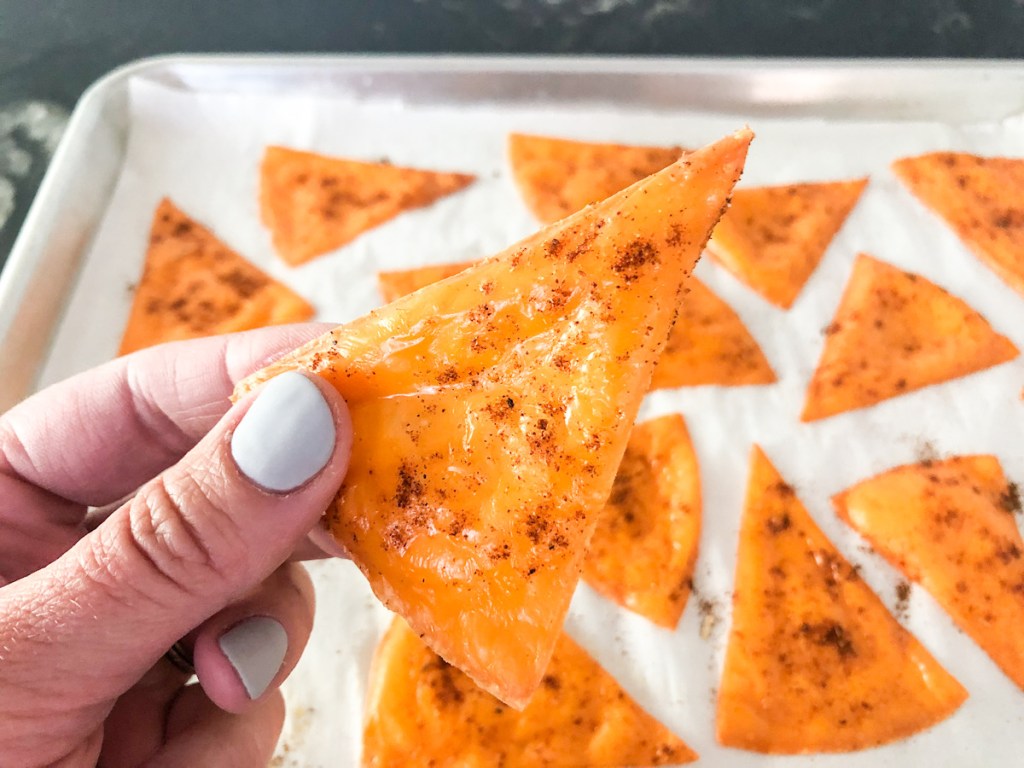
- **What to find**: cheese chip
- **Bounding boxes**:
[835,455,1024,691]
[652,277,775,389]
[120,198,313,355]
[363,619,696,767]
[893,151,1024,296]
[802,253,1018,421]
[708,178,867,309]
[717,446,967,753]
[235,132,751,707]
[583,414,701,629]
[260,146,475,265]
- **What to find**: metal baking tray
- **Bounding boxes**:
[3,55,1024,766]
[2,54,1024,412]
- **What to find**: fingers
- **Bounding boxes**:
[0,323,333,508]
[193,562,315,713]
[0,371,350,756]
[98,661,195,767]
[146,685,285,768]
[98,563,313,766]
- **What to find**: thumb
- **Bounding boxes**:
[0,371,350,721]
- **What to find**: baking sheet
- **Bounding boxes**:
[38,73,1024,766]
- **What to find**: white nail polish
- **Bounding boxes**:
[219,616,288,700]
[231,371,336,492]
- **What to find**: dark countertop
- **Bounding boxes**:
[2,0,1023,266]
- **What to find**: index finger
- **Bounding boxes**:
[0,323,332,506]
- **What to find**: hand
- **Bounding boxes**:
[0,326,352,767]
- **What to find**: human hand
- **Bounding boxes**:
[0,326,352,767]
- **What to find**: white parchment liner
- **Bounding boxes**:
[39,78,1024,767]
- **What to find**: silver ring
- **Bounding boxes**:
[164,640,195,676]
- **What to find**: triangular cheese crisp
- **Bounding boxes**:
[802,253,1018,421]
[582,414,701,629]
[260,146,475,265]
[717,446,967,753]
[651,277,776,389]
[708,178,867,308]
[377,261,475,304]
[835,455,1024,691]
[508,133,685,223]
[893,151,1024,296]
[363,618,696,767]
[236,131,752,706]
[119,198,314,355]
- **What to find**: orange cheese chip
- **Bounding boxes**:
[582,414,700,629]
[119,199,314,355]
[893,151,1024,296]
[260,146,475,266]
[708,178,867,309]
[363,618,696,767]
[802,253,1018,422]
[651,277,775,389]
[235,131,751,707]
[508,133,685,223]
[716,446,967,754]
[835,455,1024,691]
[377,261,475,304]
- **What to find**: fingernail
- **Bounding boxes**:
[307,518,351,559]
[219,616,288,700]
[231,371,336,492]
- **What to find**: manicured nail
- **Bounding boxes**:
[231,371,336,492]
[218,616,288,700]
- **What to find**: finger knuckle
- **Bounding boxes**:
[123,472,249,598]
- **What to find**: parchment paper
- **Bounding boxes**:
[39,75,1024,767]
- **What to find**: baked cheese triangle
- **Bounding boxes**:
[260,146,475,265]
[708,178,867,308]
[120,198,313,355]
[363,618,696,767]
[717,446,967,753]
[651,277,775,389]
[893,151,1024,296]
[236,131,751,706]
[835,455,1024,691]
[582,414,701,629]
[802,253,1018,422]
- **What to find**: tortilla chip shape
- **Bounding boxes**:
[835,455,1024,691]
[708,178,867,308]
[119,199,314,355]
[235,130,752,706]
[893,151,1024,296]
[508,133,685,223]
[363,618,696,767]
[377,261,475,304]
[582,414,701,628]
[260,146,475,265]
[802,253,1018,422]
[716,446,967,754]
[651,277,776,389]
